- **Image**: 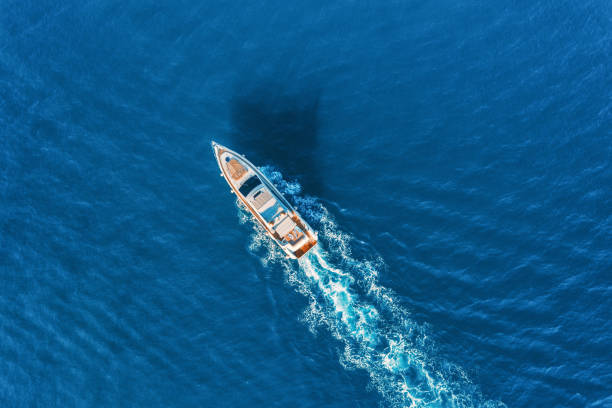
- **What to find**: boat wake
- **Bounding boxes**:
[237,167,505,408]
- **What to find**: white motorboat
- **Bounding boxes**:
[212,141,318,259]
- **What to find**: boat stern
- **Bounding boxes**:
[293,239,317,258]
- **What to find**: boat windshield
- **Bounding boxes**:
[238,175,262,196]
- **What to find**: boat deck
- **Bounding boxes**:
[227,158,247,180]
[213,141,317,259]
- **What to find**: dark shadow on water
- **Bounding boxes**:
[229,82,323,196]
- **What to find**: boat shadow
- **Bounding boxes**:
[228,82,323,197]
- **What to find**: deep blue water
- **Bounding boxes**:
[2,0,611,407]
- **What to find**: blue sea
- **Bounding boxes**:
[1,0,611,407]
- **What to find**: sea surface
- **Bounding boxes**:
[1,1,611,407]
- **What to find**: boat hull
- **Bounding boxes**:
[212,142,317,259]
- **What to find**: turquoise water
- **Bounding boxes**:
[2,0,611,407]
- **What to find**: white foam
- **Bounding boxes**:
[235,167,506,408]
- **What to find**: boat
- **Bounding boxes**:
[211,141,318,259]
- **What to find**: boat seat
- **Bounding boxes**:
[252,189,274,210]
[227,159,247,180]
[275,216,297,238]
[285,229,304,243]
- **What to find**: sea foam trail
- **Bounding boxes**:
[237,167,505,408]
